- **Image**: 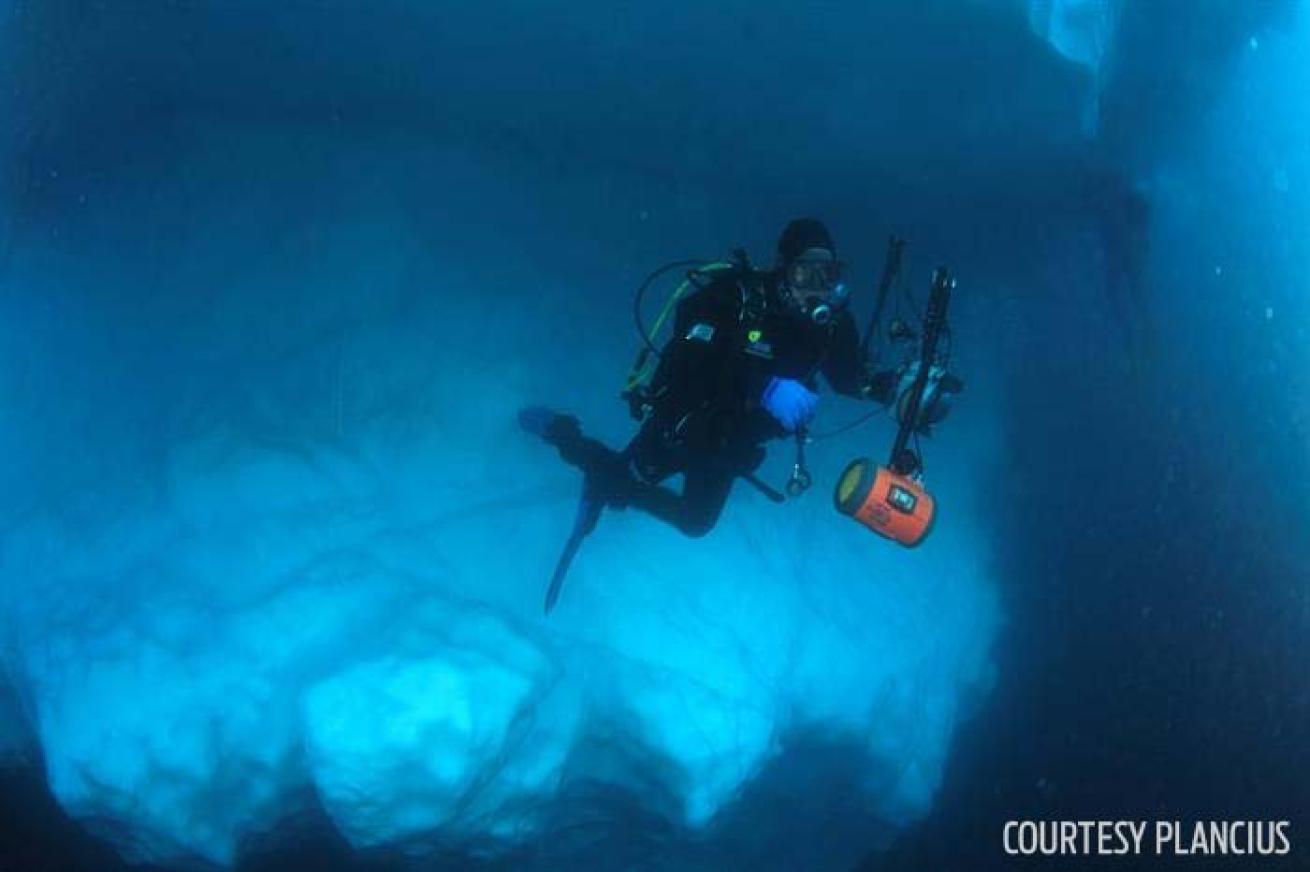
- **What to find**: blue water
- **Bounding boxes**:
[1,2,1306,870]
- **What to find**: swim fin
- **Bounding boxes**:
[544,475,605,614]
[518,406,627,613]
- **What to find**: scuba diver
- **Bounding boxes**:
[521,219,961,612]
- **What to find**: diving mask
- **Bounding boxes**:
[785,248,844,296]
[785,248,847,325]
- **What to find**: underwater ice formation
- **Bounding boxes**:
[1028,0,1120,133]
[0,0,1136,864]
[1027,0,1118,69]
[0,127,1001,869]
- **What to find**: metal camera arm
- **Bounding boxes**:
[889,267,954,475]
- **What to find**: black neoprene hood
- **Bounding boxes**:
[776,218,835,264]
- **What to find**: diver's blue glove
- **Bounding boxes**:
[761,377,818,433]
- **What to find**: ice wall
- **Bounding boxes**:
[1028,0,1117,68]
[1027,0,1120,133]
[1147,4,1310,506]
[0,121,999,870]
[0,0,18,277]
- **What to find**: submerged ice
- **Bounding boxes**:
[1028,0,1121,133]
[1028,0,1118,70]
[0,126,999,869]
[6,0,1210,866]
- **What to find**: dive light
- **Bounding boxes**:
[836,266,954,547]
[835,459,935,547]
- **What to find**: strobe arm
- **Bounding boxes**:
[860,236,906,366]
[889,267,954,474]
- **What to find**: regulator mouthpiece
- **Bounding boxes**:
[805,282,849,326]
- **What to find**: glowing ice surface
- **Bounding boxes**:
[1028,0,1120,133]
[0,129,999,870]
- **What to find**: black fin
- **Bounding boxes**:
[543,478,605,614]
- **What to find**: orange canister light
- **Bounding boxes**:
[834,458,936,547]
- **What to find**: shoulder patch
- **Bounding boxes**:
[743,330,774,359]
[686,323,716,343]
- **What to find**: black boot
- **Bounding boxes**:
[518,406,581,446]
[519,406,633,507]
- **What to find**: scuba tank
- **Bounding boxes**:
[623,245,852,416]
[620,252,750,420]
[835,266,955,547]
[620,249,827,504]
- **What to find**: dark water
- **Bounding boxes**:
[2,1,1307,870]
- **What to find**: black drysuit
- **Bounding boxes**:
[554,270,879,537]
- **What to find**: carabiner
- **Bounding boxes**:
[786,429,813,497]
[786,464,812,497]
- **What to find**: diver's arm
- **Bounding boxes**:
[821,312,891,402]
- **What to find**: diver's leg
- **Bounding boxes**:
[614,420,701,531]
[621,426,750,537]
[520,407,735,537]
[673,463,735,538]
[519,407,628,483]
[622,461,735,539]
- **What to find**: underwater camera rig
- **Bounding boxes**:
[835,264,955,547]
[620,237,959,546]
